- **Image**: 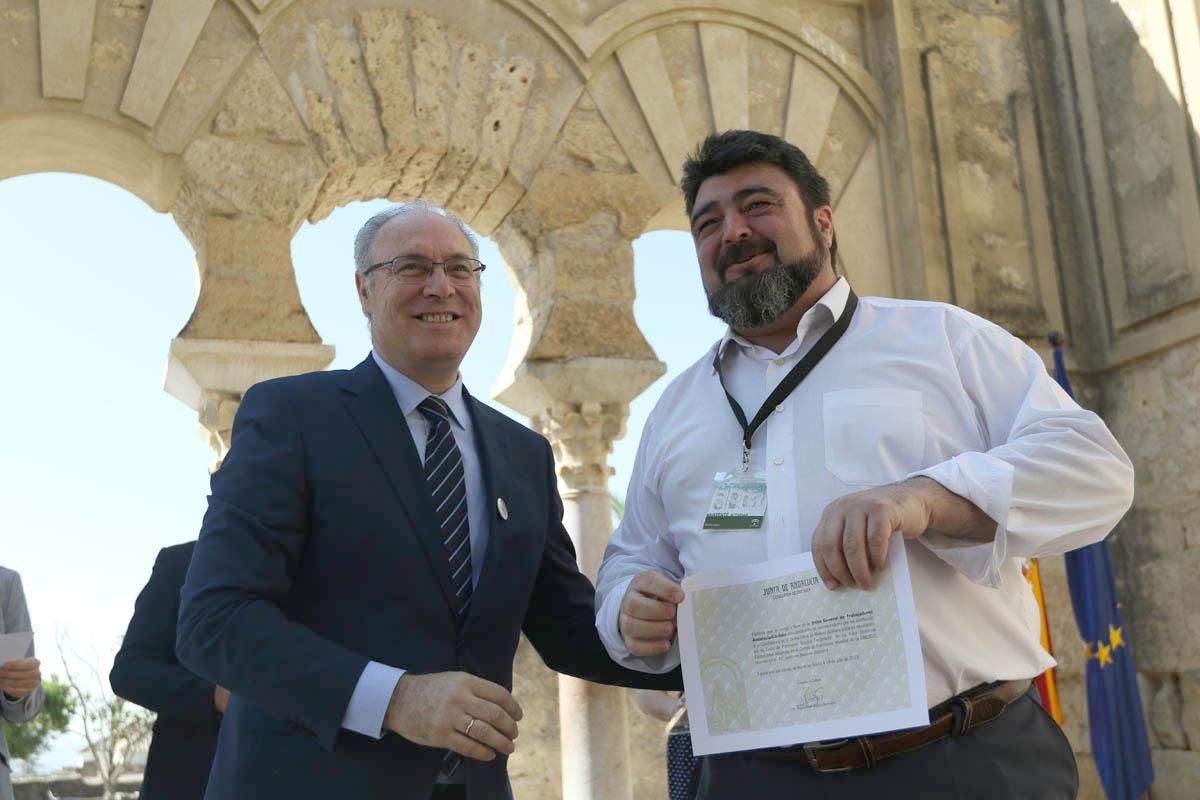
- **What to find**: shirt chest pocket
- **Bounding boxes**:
[822,389,926,486]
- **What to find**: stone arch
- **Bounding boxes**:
[0,112,181,212]
[572,2,899,298]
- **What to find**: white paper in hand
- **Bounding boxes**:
[0,631,34,665]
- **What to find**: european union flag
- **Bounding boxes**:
[1050,333,1154,800]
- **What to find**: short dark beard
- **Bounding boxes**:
[707,248,824,330]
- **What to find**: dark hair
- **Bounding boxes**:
[682,130,837,265]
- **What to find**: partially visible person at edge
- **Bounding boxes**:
[595,129,1134,799]
[111,542,225,800]
[635,690,700,800]
[1,566,44,800]
[176,201,680,800]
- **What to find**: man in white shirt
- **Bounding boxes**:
[595,130,1135,798]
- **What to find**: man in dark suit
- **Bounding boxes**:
[176,201,678,800]
[111,542,224,800]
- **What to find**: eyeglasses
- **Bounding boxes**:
[364,255,486,285]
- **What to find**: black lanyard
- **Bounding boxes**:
[713,290,858,470]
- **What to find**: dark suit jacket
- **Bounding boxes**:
[176,355,679,800]
[110,542,219,800]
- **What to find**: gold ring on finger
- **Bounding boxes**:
[464,718,478,738]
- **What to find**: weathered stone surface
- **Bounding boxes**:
[1180,671,1200,750]
[626,692,669,800]
[747,34,791,136]
[1082,2,1195,321]
[211,52,309,143]
[355,8,418,153]
[421,33,486,204]
[1151,748,1200,800]
[1057,674,1090,753]
[1151,675,1189,749]
[82,0,152,120]
[1,1,45,107]
[38,0,97,101]
[181,135,325,226]
[1132,558,1188,672]
[544,216,635,302]
[409,11,451,157]
[519,168,661,241]
[448,59,536,220]
[1075,752,1105,800]
[507,635,563,800]
[180,215,321,344]
[546,92,632,175]
[658,23,711,152]
[315,19,386,160]
[815,93,873,201]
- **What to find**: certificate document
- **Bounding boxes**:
[677,539,927,756]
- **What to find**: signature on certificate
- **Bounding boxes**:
[791,686,829,711]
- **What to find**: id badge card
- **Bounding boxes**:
[703,470,767,530]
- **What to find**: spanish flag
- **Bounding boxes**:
[1024,558,1063,724]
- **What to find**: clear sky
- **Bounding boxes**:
[0,172,725,771]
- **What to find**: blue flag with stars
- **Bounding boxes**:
[1050,334,1153,800]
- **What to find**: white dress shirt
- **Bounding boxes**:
[596,278,1135,707]
[340,352,489,742]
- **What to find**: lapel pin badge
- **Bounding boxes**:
[497,497,509,521]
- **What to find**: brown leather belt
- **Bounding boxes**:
[752,678,1031,773]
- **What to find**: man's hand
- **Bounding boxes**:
[383,672,523,762]
[811,477,994,590]
[214,685,230,713]
[0,657,41,700]
[619,571,685,657]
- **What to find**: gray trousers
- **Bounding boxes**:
[696,689,1078,799]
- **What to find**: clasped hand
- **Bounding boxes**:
[384,671,523,762]
[0,657,41,700]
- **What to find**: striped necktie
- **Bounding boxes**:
[418,396,473,779]
[418,396,473,624]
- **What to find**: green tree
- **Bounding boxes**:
[2,674,76,765]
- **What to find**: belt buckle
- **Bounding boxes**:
[801,739,854,774]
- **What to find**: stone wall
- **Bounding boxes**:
[1100,338,1200,798]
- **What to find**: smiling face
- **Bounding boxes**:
[355,211,482,393]
[689,162,836,343]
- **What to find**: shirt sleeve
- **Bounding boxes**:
[595,415,685,674]
[340,662,404,739]
[910,322,1134,587]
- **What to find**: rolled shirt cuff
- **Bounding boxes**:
[596,574,681,674]
[909,452,1014,588]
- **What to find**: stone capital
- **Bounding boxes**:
[166,337,335,468]
[496,357,663,492]
[534,401,627,493]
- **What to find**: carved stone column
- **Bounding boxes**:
[500,359,662,800]
[538,399,637,800]
[493,212,665,799]
[487,91,673,797]
[164,214,335,471]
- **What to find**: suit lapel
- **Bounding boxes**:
[339,356,457,614]
[464,388,514,608]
